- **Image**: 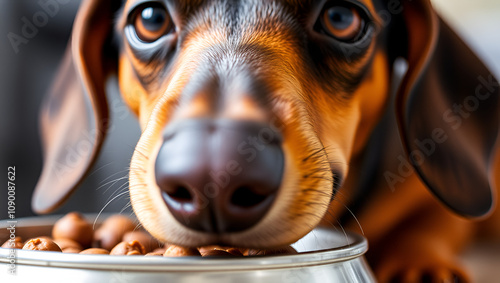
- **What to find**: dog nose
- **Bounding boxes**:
[155,119,284,233]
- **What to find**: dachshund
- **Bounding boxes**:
[32,0,499,282]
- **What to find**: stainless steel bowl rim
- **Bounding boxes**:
[0,215,368,272]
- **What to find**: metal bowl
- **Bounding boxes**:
[0,215,375,283]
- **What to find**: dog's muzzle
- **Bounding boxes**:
[155,119,284,234]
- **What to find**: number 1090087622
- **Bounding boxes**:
[7,166,16,219]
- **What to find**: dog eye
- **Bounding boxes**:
[318,4,365,42]
[133,5,173,42]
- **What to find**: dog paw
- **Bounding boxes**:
[374,256,470,283]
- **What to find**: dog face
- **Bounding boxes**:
[115,0,391,247]
[33,0,499,249]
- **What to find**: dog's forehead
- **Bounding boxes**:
[122,0,378,22]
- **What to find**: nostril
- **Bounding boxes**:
[230,186,268,208]
[167,185,193,203]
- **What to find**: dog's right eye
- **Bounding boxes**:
[132,4,173,43]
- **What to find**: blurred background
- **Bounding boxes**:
[0,0,498,280]
[0,0,141,219]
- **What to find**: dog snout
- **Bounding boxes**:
[155,119,284,234]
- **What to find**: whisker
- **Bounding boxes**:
[98,176,128,192]
[98,169,130,186]
[120,201,132,214]
[127,210,137,220]
[87,162,114,178]
[328,161,350,166]
[104,181,130,203]
[321,210,340,231]
[342,205,364,236]
[134,222,144,232]
[304,176,333,182]
[330,197,364,236]
[302,146,327,162]
[93,191,130,230]
[335,219,350,247]
[301,188,333,199]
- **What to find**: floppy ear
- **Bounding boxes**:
[32,0,120,213]
[393,0,499,217]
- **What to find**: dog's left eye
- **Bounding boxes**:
[132,5,173,42]
[317,3,368,42]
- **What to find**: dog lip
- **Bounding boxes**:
[332,172,344,192]
[330,170,344,203]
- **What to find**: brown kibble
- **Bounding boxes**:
[163,245,200,257]
[24,236,51,244]
[122,231,160,253]
[80,248,110,255]
[226,248,243,256]
[94,215,136,251]
[52,212,93,248]
[2,237,23,249]
[110,240,145,256]
[145,252,164,256]
[198,245,243,256]
[245,245,298,256]
[152,247,167,254]
[62,248,82,253]
[198,245,228,254]
[201,249,235,257]
[22,238,62,252]
[53,238,83,251]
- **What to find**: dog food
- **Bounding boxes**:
[23,238,62,252]
[200,249,235,257]
[110,240,146,255]
[80,248,110,255]
[53,238,83,253]
[94,214,136,251]
[52,212,93,248]
[2,236,23,249]
[2,212,297,258]
[122,231,160,253]
[145,251,165,256]
[198,245,244,256]
[163,245,201,257]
